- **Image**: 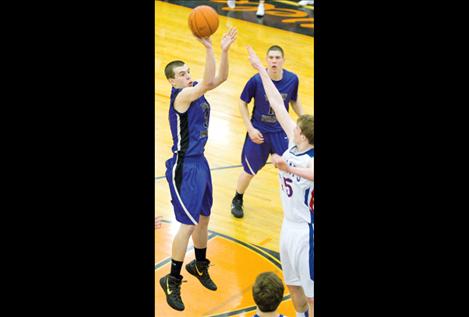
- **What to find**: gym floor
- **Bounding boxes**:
[155,1,314,315]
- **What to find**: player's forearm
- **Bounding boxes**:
[239,101,254,130]
[215,50,229,84]
[287,165,314,181]
[202,47,216,87]
[256,67,294,133]
[291,99,304,116]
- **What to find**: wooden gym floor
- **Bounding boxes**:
[155,1,313,315]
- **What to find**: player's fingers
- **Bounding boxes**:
[230,27,237,36]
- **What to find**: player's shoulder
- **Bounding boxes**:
[170,86,183,101]
[242,74,261,87]
[283,69,298,79]
[251,73,261,82]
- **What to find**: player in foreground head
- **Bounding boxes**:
[252,272,287,317]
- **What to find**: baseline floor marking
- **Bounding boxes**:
[155,231,217,270]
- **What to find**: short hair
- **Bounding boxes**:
[297,114,314,145]
[164,60,185,79]
[252,272,284,312]
[266,45,284,57]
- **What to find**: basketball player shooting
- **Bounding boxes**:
[159,27,237,312]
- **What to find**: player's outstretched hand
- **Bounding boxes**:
[221,27,237,51]
[196,36,213,49]
[246,46,263,70]
[271,154,289,172]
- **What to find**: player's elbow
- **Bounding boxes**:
[213,76,227,88]
[202,80,216,90]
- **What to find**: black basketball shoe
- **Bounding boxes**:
[231,197,244,218]
[185,259,217,291]
[159,274,185,311]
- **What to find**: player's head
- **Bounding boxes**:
[266,45,285,73]
[294,114,314,146]
[252,272,284,313]
[165,60,193,88]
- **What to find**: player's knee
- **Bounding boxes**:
[179,223,196,235]
[287,285,307,311]
[243,170,255,178]
[198,215,210,227]
[287,285,303,294]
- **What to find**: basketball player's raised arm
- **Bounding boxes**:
[212,27,237,88]
[175,37,216,112]
[246,46,296,140]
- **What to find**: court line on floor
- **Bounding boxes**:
[155,221,281,269]
[155,162,272,180]
[155,231,217,270]
[213,232,282,269]
[156,222,292,316]
[204,294,292,317]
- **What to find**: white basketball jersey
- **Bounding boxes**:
[278,141,314,224]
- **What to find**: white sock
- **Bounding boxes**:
[256,2,265,16]
[296,310,308,317]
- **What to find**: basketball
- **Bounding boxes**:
[188,5,219,38]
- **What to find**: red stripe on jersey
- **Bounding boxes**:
[310,189,314,212]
